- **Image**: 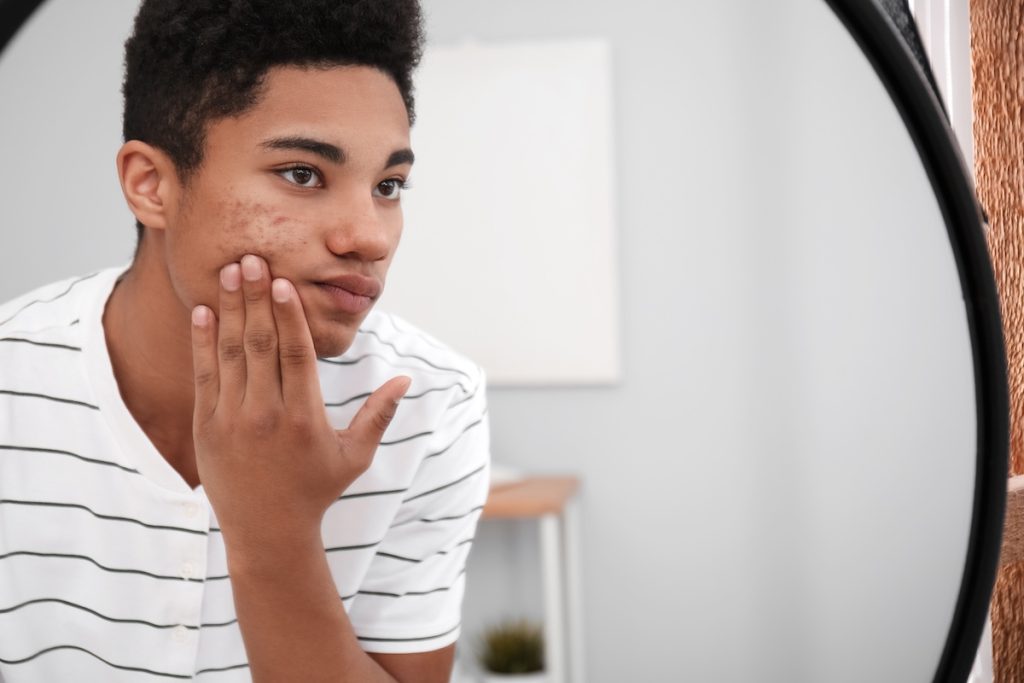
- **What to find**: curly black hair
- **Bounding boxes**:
[122,0,424,237]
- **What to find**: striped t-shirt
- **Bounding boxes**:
[0,266,491,682]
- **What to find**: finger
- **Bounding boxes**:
[343,376,413,454]
[271,278,322,410]
[239,254,281,403]
[217,263,246,407]
[190,305,219,418]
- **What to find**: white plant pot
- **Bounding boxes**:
[481,673,547,683]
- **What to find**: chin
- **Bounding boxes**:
[311,328,358,360]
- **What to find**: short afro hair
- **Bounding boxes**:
[122,0,423,221]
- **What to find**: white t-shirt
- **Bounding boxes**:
[0,267,491,682]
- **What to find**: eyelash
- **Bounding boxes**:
[375,177,411,201]
[274,165,410,200]
[277,164,322,188]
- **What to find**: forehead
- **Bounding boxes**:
[205,64,411,160]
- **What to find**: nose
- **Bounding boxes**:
[323,192,394,262]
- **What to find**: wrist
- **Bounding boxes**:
[222,524,326,579]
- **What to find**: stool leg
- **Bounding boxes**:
[540,514,565,683]
[564,499,586,683]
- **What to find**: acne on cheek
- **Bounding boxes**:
[220,198,308,267]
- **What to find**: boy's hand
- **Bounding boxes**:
[188,254,410,553]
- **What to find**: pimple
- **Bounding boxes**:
[222,198,267,234]
[217,198,306,256]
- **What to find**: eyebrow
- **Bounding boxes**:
[262,136,345,164]
[385,148,415,168]
[260,136,415,168]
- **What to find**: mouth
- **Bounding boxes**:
[312,273,383,315]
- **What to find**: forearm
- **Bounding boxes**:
[226,532,397,683]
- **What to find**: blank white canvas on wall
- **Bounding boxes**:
[379,38,621,385]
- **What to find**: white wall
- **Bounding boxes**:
[0,0,139,291]
[0,1,978,682]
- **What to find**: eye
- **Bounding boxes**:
[374,178,409,200]
[277,165,322,188]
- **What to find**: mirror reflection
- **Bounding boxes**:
[0,1,978,681]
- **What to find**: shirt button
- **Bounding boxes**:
[172,625,191,643]
[180,561,197,580]
[184,503,201,519]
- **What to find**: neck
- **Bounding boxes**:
[103,234,200,487]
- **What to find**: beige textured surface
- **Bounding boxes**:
[1001,478,1024,568]
[971,0,1024,679]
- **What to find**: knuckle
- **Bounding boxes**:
[219,341,246,362]
[243,287,265,304]
[246,410,280,437]
[193,417,221,443]
[352,449,375,474]
[372,407,396,434]
[193,368,217,387]
[339,443,374,476]
[279,341,312,366]
[244,330,277,356]
[286,410,312,432]
[219,296,242,312]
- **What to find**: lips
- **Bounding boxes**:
[313,273,383,315]
[316,273,383,299]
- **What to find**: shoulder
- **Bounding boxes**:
[0,270,109,338]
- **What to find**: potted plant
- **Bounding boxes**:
[477,619,546,682]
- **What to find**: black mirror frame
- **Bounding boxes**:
[825,2,1006,681]
[0,1,1009,681]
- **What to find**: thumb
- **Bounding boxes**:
[343,375,412,452]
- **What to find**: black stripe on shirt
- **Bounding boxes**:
[0,644,191,679]
[0,389,99,410]
[356,328,473,380]
[324,540,382,553]
[356,567,466,599]
[0,271,101,328]
[401,464,487,504]
[337,487,408,501]
[375,538,474,564]
[356,621,461,643]
[417,505,485,524]
[0,336,81,351]
[317,353,462,380]
[380,429,434,447]
[194,662,251,675]
[381,313,449,353]
[448,386,481,410]
[423,413,487,460]
[0,597,200,630]
[0,444,139,474]
[325,382,470,409]
[0,499,206,536]
[0,550,204,583]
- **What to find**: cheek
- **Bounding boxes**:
[220,198,309,260]
[169,198,311,302]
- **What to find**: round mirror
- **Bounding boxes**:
[0,1,1006,682]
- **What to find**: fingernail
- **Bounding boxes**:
[221,264,241,292]
[192,305,210,326]
[271,279,291,303]
[241,255,261,282]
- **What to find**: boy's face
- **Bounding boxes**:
[162,65,412,358]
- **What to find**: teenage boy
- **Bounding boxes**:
[0,1,490,681]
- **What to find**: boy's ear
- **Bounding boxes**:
[116,140,181,232]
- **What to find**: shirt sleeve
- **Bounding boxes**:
[347,371,491,653]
